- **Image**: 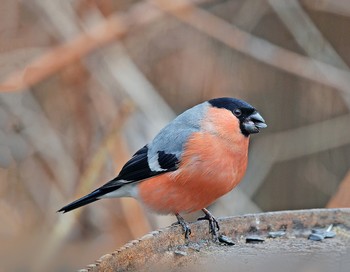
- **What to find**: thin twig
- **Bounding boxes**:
[0,93,78,195]
[268,0,350,107]
[302,0,350,17]
[33,105,133,272]
[327,169,350,208]
[241,114,350,197]
[0,0,211,92]
[150,0,350,94]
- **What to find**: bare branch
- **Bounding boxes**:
[268,0,350,107]
[327,169,350,208]
[0,0,211,92]
[302,0,350,17]
[150,0,350,94]
[241,114,350,197]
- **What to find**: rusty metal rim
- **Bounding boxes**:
[79,208,350,272]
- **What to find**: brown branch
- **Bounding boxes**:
[4,0,350,94]
[241,114,350,197]
[33,103,134,272]
[327,170,350,208]
[0,0,210,92]
[302,0,350,17]
[268,0,350,108]
[149,0,350,94]
[0,14,127,92]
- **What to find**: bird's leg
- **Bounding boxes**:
[175,213,191,239]
[197,208,220,240]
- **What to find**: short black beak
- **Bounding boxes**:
[243,112,267,134]
[250,112,267,129]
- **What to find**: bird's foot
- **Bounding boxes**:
[197,208,220,241]
[175,213,191,239]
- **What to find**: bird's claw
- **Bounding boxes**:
[197,215,220,232]
[197,208,220,240]
[179,220,192,239]
[175,213,191,239]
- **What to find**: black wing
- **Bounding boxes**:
[101,145,179,189]
[58,145,180,213]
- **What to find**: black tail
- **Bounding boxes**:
[58,189,104,213]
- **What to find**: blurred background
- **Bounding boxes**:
[1,0,350,271]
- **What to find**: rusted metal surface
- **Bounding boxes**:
[80,208,350,272]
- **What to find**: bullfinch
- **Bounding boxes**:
[59,97,267,240]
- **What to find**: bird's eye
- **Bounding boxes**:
[233,109,242,117]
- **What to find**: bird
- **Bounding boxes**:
[58,97,267,240]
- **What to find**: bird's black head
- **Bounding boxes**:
[208,97,267,137]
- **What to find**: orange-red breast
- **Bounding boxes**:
[59,97,267,239]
